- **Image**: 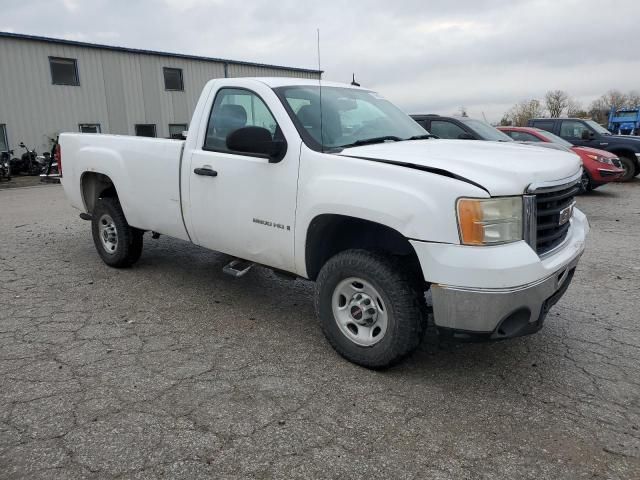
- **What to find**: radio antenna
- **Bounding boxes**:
[317,28,324,152]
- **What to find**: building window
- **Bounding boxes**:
[79,124,101,134]
[49,57,80,86]
[169,124,188,139]
[135,124,157,137]
[0,124,8,152]
[163,67,184,91]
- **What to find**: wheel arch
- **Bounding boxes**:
[609,147,639,165]
[80,171,119,214]
[304,214,425,286]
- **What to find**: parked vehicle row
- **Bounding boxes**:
[1,141,60,180]
[59,77,588,368]
[410,114,628,192]
[497,126,624,191]
[527,118,640,182]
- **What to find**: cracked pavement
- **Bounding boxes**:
[1,182,639,479]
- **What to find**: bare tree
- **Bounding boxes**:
[566,98,586,117]
[504,99,545,126]
[499,115,512,126]
[627,90,640,107]
[544,90,569,117]
[603,89,629,110]
[589,97,611,124]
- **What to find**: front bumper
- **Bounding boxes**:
[430,253,580,339]
[410,208,588,336]
[593,167,624,182]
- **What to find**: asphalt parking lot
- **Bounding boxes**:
[1,182,639,479]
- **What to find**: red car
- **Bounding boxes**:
[498,126,625,192]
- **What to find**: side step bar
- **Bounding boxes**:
[223,259,255,278]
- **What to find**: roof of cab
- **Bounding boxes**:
[253,77,370,90]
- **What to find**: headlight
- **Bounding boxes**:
[586,153,613,165]
[457,197,523,245]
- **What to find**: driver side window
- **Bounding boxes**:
[204,88,278,152]
[560,121,590,139]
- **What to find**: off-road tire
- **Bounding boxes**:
[618,155,636,182]
[315,249,427,369]
[91,197,144,268]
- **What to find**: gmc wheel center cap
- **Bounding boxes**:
[348,294,377,325]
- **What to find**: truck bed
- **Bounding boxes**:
[59,133,190,241]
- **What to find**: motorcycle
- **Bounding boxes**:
[10,142,42,176]
[40,137,60,183]
[0,150,12,182]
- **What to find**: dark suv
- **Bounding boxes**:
[411,114,513,142]
[528,118,640,181]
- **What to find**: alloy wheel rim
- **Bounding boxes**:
[331,277,388,347]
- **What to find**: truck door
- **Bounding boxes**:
[559,120,596,147]
[186,86,300,272]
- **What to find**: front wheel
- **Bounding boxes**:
[579,171,592,193]
[91,197,144,268]
[618,155,636,182]
[315,250,427,369]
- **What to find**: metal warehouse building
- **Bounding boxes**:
[0,32,320,154]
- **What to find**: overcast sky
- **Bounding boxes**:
[2,0,639,121]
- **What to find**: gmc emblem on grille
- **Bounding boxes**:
[558,203,574,226]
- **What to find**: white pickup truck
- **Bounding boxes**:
[59,77,588,368]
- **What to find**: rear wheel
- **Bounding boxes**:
[91,197,144,268]
[618,155,636,182]
[315,250,427,369]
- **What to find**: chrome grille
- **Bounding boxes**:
[526,174,581,256]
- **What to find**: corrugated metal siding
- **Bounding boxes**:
[0,36,319,152]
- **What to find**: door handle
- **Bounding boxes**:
[194,167,218,177]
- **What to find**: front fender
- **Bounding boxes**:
[294,148,487,276]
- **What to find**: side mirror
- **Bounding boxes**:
[226,126,287,163]
[581,130,594,140]
[457,132,475,140]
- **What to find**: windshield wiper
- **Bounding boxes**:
[343,136,403,148]
[406,134,438,140]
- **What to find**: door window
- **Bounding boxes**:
[204,88,278,152]
[429,120,467,139]
[560,121,591,139]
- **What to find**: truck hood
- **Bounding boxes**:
[339,139,581,196]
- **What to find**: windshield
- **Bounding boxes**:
[273,85,427,150]
[537,130,573,148]
[585,120,612,135]
[459,118,513,142]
